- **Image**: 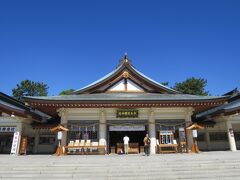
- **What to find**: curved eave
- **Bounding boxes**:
[199,105,240,118]
[0,92,30,111]
[0,92,43,121]
[25,95,228,117]
[196,98,240,118]
[24,92,228,102]
[0,103,26,117]
[25,99,227,118]
[0,103,41,122]
[24,96,228,104]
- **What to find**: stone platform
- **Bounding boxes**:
[0,151,240,180]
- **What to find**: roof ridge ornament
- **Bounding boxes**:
[118,53,132,67]
[124,52,128,62]
[122,71,129,79]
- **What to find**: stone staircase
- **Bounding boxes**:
[0,151,240,179]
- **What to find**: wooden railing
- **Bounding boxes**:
[116,143,139,154]
[64,145,106,155]
[157,144,178,153]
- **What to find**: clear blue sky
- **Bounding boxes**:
[0,0,239,96]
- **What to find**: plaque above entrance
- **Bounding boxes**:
[116,109,138,118]
[109,125,145,131]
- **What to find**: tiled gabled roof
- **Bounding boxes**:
[24,93,227,101]
[196,90,240,118]
[72,55,178,94]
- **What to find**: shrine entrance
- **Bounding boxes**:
[109,131,146,146]
[0,133,13,154]
[108,124,147,154]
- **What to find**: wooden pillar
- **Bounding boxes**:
[57,108,68,146]
[204,129,211,151]
[33,131,39,154]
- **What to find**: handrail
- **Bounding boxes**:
[159,144,178,147]
[65,145,106,148]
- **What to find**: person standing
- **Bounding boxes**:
[143,134,151,156]
[83,131,89,140]
[123,135,129,155]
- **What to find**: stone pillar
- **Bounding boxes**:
[185,108,194,152]
[148,108,156,154]
[204,129,211,151]
[16,122,23,134]
[16,122,23,155]
[99,108,107,146]
[57,108,68,146]
[226,120,237,151]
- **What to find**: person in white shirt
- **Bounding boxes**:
[123,135,130,154]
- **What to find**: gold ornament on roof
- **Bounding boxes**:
[122,71,129,79]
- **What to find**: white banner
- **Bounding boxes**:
[57,131,63,140]
[109,125,145,131]
[192,130,198,138]
[10,131,21,155]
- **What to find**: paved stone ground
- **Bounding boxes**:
[0,151,240,180]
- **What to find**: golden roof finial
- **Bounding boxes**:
[118,53,132,67]
[124,52,128,62]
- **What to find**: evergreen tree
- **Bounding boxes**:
[12,80,48,101]
[59,89,75,95]
[173,77,209,95]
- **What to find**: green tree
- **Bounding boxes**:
[12,80,48,101]
[59,89,75,95]
[161,82,169,86]
[173,77,209,96]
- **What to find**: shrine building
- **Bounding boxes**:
[0,55,239,154]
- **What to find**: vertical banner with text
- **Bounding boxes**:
[10,131,21,155]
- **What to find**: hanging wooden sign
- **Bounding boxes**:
[116,109,138,118]
[109,125,145,131]
[19,137,28,155]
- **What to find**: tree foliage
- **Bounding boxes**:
[12,80,48,101]
[59,89,75,95]
[173,77,209,96]
[161,82,169,86]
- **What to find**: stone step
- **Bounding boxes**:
[3,159,240,162]
[1,169,240,175]
[0,178,237,180]
[1,170,240,180]
[1,166,240,170]
[1,152,240,179]
[2,160,240,164]
[1,168,240,177]
[1,163,239,169]
[1,171,240,179]
[0,167,239,173]
[15,160,237,163]
[0,164,239,172]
